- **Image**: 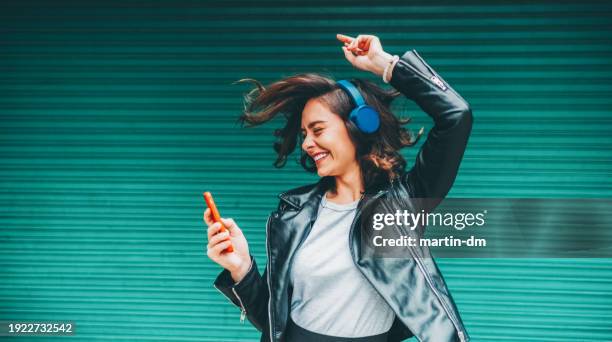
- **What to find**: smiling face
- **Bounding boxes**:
[301,97,359,177]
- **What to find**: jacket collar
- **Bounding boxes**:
[277,176,395,211]
[277,176,331,211]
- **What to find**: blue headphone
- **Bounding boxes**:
[336,79,380,134]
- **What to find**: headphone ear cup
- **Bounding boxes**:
[350,105,380,134]
[337,79,381,134]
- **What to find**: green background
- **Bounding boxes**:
[1,1,611,341]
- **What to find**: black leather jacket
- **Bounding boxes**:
[214,49,473,342]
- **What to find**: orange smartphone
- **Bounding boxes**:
[203,192,234,253]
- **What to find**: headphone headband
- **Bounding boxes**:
[336,80,366,107]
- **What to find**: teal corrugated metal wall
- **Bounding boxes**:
[1,1,611,341]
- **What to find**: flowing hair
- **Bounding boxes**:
[236,73,424,192]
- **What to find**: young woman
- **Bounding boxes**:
[205,34,472,342]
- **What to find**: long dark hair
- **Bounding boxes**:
[236,73,423,193]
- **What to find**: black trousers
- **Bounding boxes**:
[284,316,389,342]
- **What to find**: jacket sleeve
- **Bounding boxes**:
[213,255,270,333]
[389,49,473,211]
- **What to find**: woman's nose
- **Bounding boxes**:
[302,134,314,151]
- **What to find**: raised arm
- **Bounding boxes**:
[337,35,473,209]
[389,50,473,208]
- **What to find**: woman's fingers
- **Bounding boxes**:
[207,239,233,258]
[339,33,358,51]
[348,36,358,50]
[207,221,223,240]
[336,33,353,44]
[340,34,368,56]
[220,218,240,234]
[207,229,230,249]
[206,217,240,239]
[342,46,357,63]
[203,208,214,226]
[338,34,378,56]
[358,36,371,50]
[355,35,372,54]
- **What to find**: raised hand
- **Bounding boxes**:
[336,33,395,78]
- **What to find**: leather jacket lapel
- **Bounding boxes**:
[267,178,327,340]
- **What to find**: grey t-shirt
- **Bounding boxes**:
[288,194,395,337]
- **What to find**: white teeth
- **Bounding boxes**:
[314,153,328,161]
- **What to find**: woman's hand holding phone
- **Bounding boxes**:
[204,200,251,284]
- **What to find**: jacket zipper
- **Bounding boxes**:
[231,287,247,323]
[397,49,450,96]
[410,50,442,85]
[405,50,467,341]
[411,249,465,341]
[393,218,465,341]
[348,190,466,342]
[213,283,246,323]
[265,214,275,341]
[411,50,446,88]
[410,50,468,109]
